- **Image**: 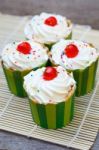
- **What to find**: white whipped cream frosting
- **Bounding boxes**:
[23,66,76,104]
[2,40,48,71]
[24,12,72,44]
[51,39,98,70]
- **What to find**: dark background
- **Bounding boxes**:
[0,0,99,29]
[0,0,99,150]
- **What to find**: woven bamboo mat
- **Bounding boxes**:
[0,13,99,150]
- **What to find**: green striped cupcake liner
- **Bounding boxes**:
[29,92,75,129]
[2,63,31,97]
[73,59,98,96]
[2,62,47,97]
[45,32,72,50]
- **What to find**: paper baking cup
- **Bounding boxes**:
[73,59,98,96]
[29,93,75,129]
[2,62,47,97]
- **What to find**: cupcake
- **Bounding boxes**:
[50,40,98,96]
[24,12,72,49]
[1,40,48,97]
[23,66,76,129]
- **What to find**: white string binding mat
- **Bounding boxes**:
[0,94,14,118]
[27,125,38,138]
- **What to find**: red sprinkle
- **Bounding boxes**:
[64,44,79,58]
[43,67,58,80]
[44,16,57,26]
[17,42,31,54]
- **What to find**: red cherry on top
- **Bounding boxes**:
[43,67,58,80]
[17,42,31,54]
[44,16,57,26]
[64,44,79,58]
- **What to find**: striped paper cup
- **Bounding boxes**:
[73,59,98,96]
[45,32,72,50]
[29,92,75,129]
[2,62,47,97]
[2,63,31,97]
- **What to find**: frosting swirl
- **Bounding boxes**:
[50,39,98,70]
[2,40,48,71]
[23,66,76,104]
[24,12,72,44]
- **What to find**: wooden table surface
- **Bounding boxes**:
[0,0,99,150]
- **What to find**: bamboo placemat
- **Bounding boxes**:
[0,13,99,150]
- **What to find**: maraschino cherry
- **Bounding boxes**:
[44,16,57,26]
[43,67,58,80]
[64,44,79,58]
[17,42,31,54]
